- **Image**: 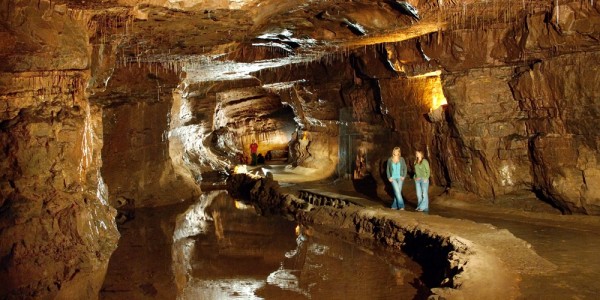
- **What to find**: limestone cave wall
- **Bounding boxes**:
[246,1,600,214]
[427,2,600,214]
[92,64,201,208]
[170,78,295,179]
[0,3,120,298]
[253,59,352,174]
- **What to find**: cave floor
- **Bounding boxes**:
[265,164,600,300]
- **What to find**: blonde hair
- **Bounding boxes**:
[392,147,401,156]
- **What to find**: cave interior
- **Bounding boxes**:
[1,0,600,298]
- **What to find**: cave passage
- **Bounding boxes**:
[2,0,600,299]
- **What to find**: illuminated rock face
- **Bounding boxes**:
[427,10,600,214]
[1,0,600,297]
[92,64,201,208]
[246,3,600,215]
[0,4,122,299]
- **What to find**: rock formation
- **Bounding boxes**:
[0,3,120,298]
[1,0,600,297]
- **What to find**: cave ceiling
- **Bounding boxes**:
[16,0,555,82]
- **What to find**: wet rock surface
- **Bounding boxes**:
[0,69,119,298]
[2,0,600,297]
[4,0,598,215]
[94,64,201,208]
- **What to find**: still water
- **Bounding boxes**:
[101,191,425,299]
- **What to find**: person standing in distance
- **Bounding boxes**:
[386,147,407,210]
[414,150,430,212]
[250,140,259,166]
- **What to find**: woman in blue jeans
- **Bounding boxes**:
[414,150,430,212]
[386,147,407,210]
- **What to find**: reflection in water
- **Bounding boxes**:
[102,191,423,299]
[175,192,423,299]
[259,225,424,299]
[174,191,299,299]
[172,192,218,296]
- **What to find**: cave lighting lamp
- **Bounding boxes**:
[234,200,252,210]
[234,164,248,174]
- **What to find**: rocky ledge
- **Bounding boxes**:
[227,173,556,299]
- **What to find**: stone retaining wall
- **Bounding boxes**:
[298,189,360,209]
